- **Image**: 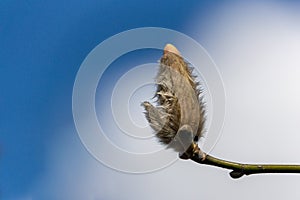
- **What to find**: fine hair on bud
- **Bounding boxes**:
[142,44,206,153]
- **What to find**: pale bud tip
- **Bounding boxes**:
[164,43,181,56]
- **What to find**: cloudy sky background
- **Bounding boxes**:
[2,0,300,199]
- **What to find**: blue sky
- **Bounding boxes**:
[0,0,213,198]
[2,0,300,199]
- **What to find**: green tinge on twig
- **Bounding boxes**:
[184,144,300,179]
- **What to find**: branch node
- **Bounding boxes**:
[179,142,206,163]
[229,170,245,179]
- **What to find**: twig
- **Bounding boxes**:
[181,143,300,179]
